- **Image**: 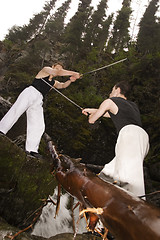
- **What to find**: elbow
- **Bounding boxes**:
[57,69,65,76]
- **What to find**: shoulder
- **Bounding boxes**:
[42,66,59,76]
[104,98,117,105]
[128,100,137,106]
[128,100,140,111]
[103,98,119,115]
[36,67,52,78]
[100,98,116,110]
[42,66,52,71]
[110,97,128,105]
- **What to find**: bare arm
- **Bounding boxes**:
[82,99,116,124]
[54,76,77,89]
[43,67,80,78]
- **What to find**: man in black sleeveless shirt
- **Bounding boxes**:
[82,81,149,198]
[0,63,80,159]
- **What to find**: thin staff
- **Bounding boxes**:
[82,58,127,76]
[42,58,127,110]
[41,78,83,110]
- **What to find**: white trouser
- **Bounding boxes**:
[0,86,45,153]
[101,125,149,197]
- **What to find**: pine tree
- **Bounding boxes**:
[107,0,132,53]
[62,0,92,63]
[5,0,57,43]
[83,0,109,52]
[137,0,160,54]
[95,14,113,52]
[44,0,72,44]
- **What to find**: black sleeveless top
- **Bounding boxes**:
[32,76,55,97]
[108,97,142,134]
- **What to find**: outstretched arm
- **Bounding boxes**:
[43,67,80,78]
[82,99,114,124]
[54,76,78,89]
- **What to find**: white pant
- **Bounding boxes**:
[101,125,149,197]
[0,86,45,153]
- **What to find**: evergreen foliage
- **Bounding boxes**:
[83,0,109,53]
[107,0,132,53]
[0,0,160,168]
[137,0,160,54]
[62,0,92,63]
[5,0,57,44]
[44,0,72,44]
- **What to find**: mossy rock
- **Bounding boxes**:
[0,135,57,228]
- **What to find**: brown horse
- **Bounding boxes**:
[46,135,160,240]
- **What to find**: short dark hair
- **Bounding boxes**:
[115,81,130,97]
